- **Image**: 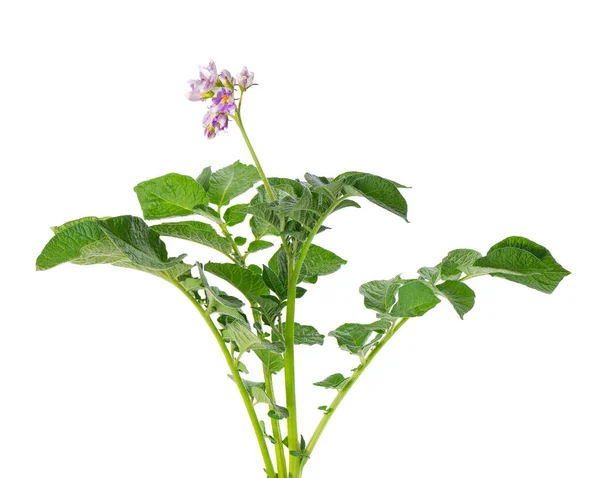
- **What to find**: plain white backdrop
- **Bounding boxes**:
[1,1,599,477]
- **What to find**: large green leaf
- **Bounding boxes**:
[338,172,408,221]
[473,236,570,293]
[204,262,270,297]
[391,281,441,317]
[151,221,232,255]
[303,245,347,278]
[282,323,325,346]
[436,280,476,319]
[36,216,188,280]
[359,276,403,313]
[207,161,260,206]
[223,204,248,226]
[134,173,208,220]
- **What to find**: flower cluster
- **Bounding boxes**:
[186,60,255,139]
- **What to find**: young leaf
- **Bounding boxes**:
[134,173,208,220]
[204,262,270,297]
[436,280,476,319]
[439,249,483,280]
[473,237,570,293]
[359,276,403,313]
[247,240,275,253]
[151,221,232,255]
[418,266,441,284]
[282,323,325,346]
[313,373,349,390]
[207,161,260,207]
[303,245,347,278]
[223,204,248,226]
[339,172,408,221]
[390,281,441,317]
[234,236,247,246]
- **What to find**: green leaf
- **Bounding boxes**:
[303,245,347,278]
[328,323,382,357]
[254,348,285,374]
[390,281,441,317]
[223,204,248,226]
[204,262,270,297]
[359,276,403,313]
[151,221,232,255]
[247,240,274,253]
[36,216,188,282]
[339,172,408,221]
[436,280,476,319]
[473,237,570,293]
[262,266,287,300]
[134,173,208,220]
[196,166,212,191]
[50,216,108,234]
[313,373,349,390]
[234,236,247,246]
[418,266,441,284]
[222,319,285,355]
[439,249,483,280]
[282,323,325,346]
[208,161,260,207]
[250,386,289,420]
[96,217,185,270]
[37,218,122,270]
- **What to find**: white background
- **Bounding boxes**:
[1,1,599,477]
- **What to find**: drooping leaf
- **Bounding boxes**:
[204,262,270,297]
[250,386,289,420]
[436,280,476,319]
[313,373,349,390]
[302,245,347,278]
[473,237,570,293]
[282,323,325,346]
[390,281,441,317]
[36,216,188,282]
[247,240,274,254]
[134,173,208,220]
[207,161,260,207]
[50,216,108,234]
[359,276,403,313]
[151,221,232,255]
[222,319,285,355]
[339,172,408,221]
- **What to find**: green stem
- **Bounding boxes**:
[233,113,275,202]
[264,367,288,478]
[298,317,411,476]
[171,280,276,478]
[285,199,345,477]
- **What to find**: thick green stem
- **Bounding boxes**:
[233,114,275,202]
[285,199,345,477]
[298,317,411,476]
[264,367,288,478]
[171,280,276,478]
